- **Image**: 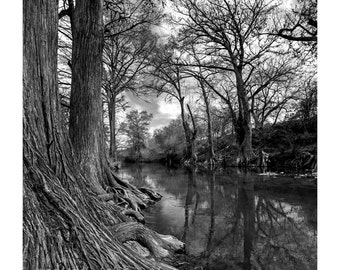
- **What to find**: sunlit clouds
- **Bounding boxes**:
[124,91,181,134]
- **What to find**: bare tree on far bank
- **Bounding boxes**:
[172,0,305,166]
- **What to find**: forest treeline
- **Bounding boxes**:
[23,0,317,269]
[122,113,317,171]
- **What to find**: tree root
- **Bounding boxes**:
[139,187,162,201]
[123,241,179,270]
[104,166,162,209]
[98,192,118,202]
[111,222,185,259]
[100,167,163,224]
[122,209,145,224]
[98,192,146,223]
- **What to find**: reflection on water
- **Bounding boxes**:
[118,164,317,270]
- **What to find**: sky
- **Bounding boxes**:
[125,91,181,133]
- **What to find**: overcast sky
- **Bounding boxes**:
[125,92,181,133]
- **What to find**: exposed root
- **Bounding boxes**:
[122,209,145,224]
[139,187,162,201]
[124,240,150,257]
[104,167,161,211]
[111,222,185,259]
[97,174,161,225]
[98,192,118,202]
[124,241,179,270]
[98,192,146,224]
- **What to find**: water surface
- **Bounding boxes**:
[118,164,317,270]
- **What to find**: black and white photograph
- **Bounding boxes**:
[4,0,334,269]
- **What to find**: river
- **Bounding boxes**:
[117,163,317,270]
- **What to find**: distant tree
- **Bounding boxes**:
[121,110,153,161]
[153,119,186,163]
[179,44,216,166]
[103,29,155,160]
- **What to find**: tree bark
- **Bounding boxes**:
[108,93,118,161]
[68,0,106,194]
[23,0,60,165]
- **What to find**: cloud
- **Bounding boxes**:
[125,92,158,113]
[157,99,180,120]
[150,23,173,44]
[123,92,181,135]
[146,100,180,134]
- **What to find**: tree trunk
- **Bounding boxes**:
[235,70,256,166]
[235,119,254,167]
[23,0,60,165]
[200,80,215,166]
[23,1,181,268]
[179,98,196,163]
[108,94,118,161]
[68,0,106,194]
[250,96,261,130]
[66,0,164,215]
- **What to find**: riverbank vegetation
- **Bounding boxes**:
[23,0,317,269]
[139,113,317,171]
